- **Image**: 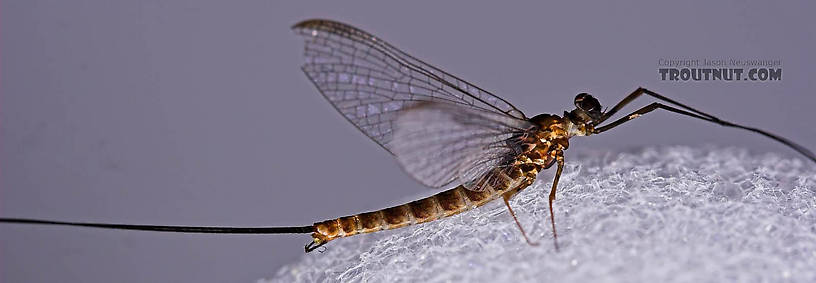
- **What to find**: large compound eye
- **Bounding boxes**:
[574,93,600,112]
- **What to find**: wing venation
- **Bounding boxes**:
[293,19,533,189]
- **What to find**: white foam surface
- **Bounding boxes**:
[265,147,816,283]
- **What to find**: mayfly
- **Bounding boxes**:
[2,19,815,253]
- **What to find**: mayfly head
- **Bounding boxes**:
[569,93,602,125]
[556,93,603,137]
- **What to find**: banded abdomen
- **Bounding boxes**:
[310,167,532,245]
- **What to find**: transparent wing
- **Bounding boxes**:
[292,19,529,156]
[388,102,533,189]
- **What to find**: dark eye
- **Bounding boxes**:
[574,93,600,112]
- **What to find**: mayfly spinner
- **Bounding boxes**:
[2,19,814,253]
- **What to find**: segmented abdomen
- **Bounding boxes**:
[311,169,530,243]
[312,185,488,242]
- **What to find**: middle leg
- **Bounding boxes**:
[547,151,565,251]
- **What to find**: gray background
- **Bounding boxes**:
[1,1,813,282]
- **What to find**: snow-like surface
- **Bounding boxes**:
[265,147,816,283]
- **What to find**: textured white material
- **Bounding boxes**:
[265,147,816,283]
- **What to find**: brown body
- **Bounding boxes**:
[309,114,576,247]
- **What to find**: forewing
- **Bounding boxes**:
[388,102,532,189]
[292,19,528,155]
